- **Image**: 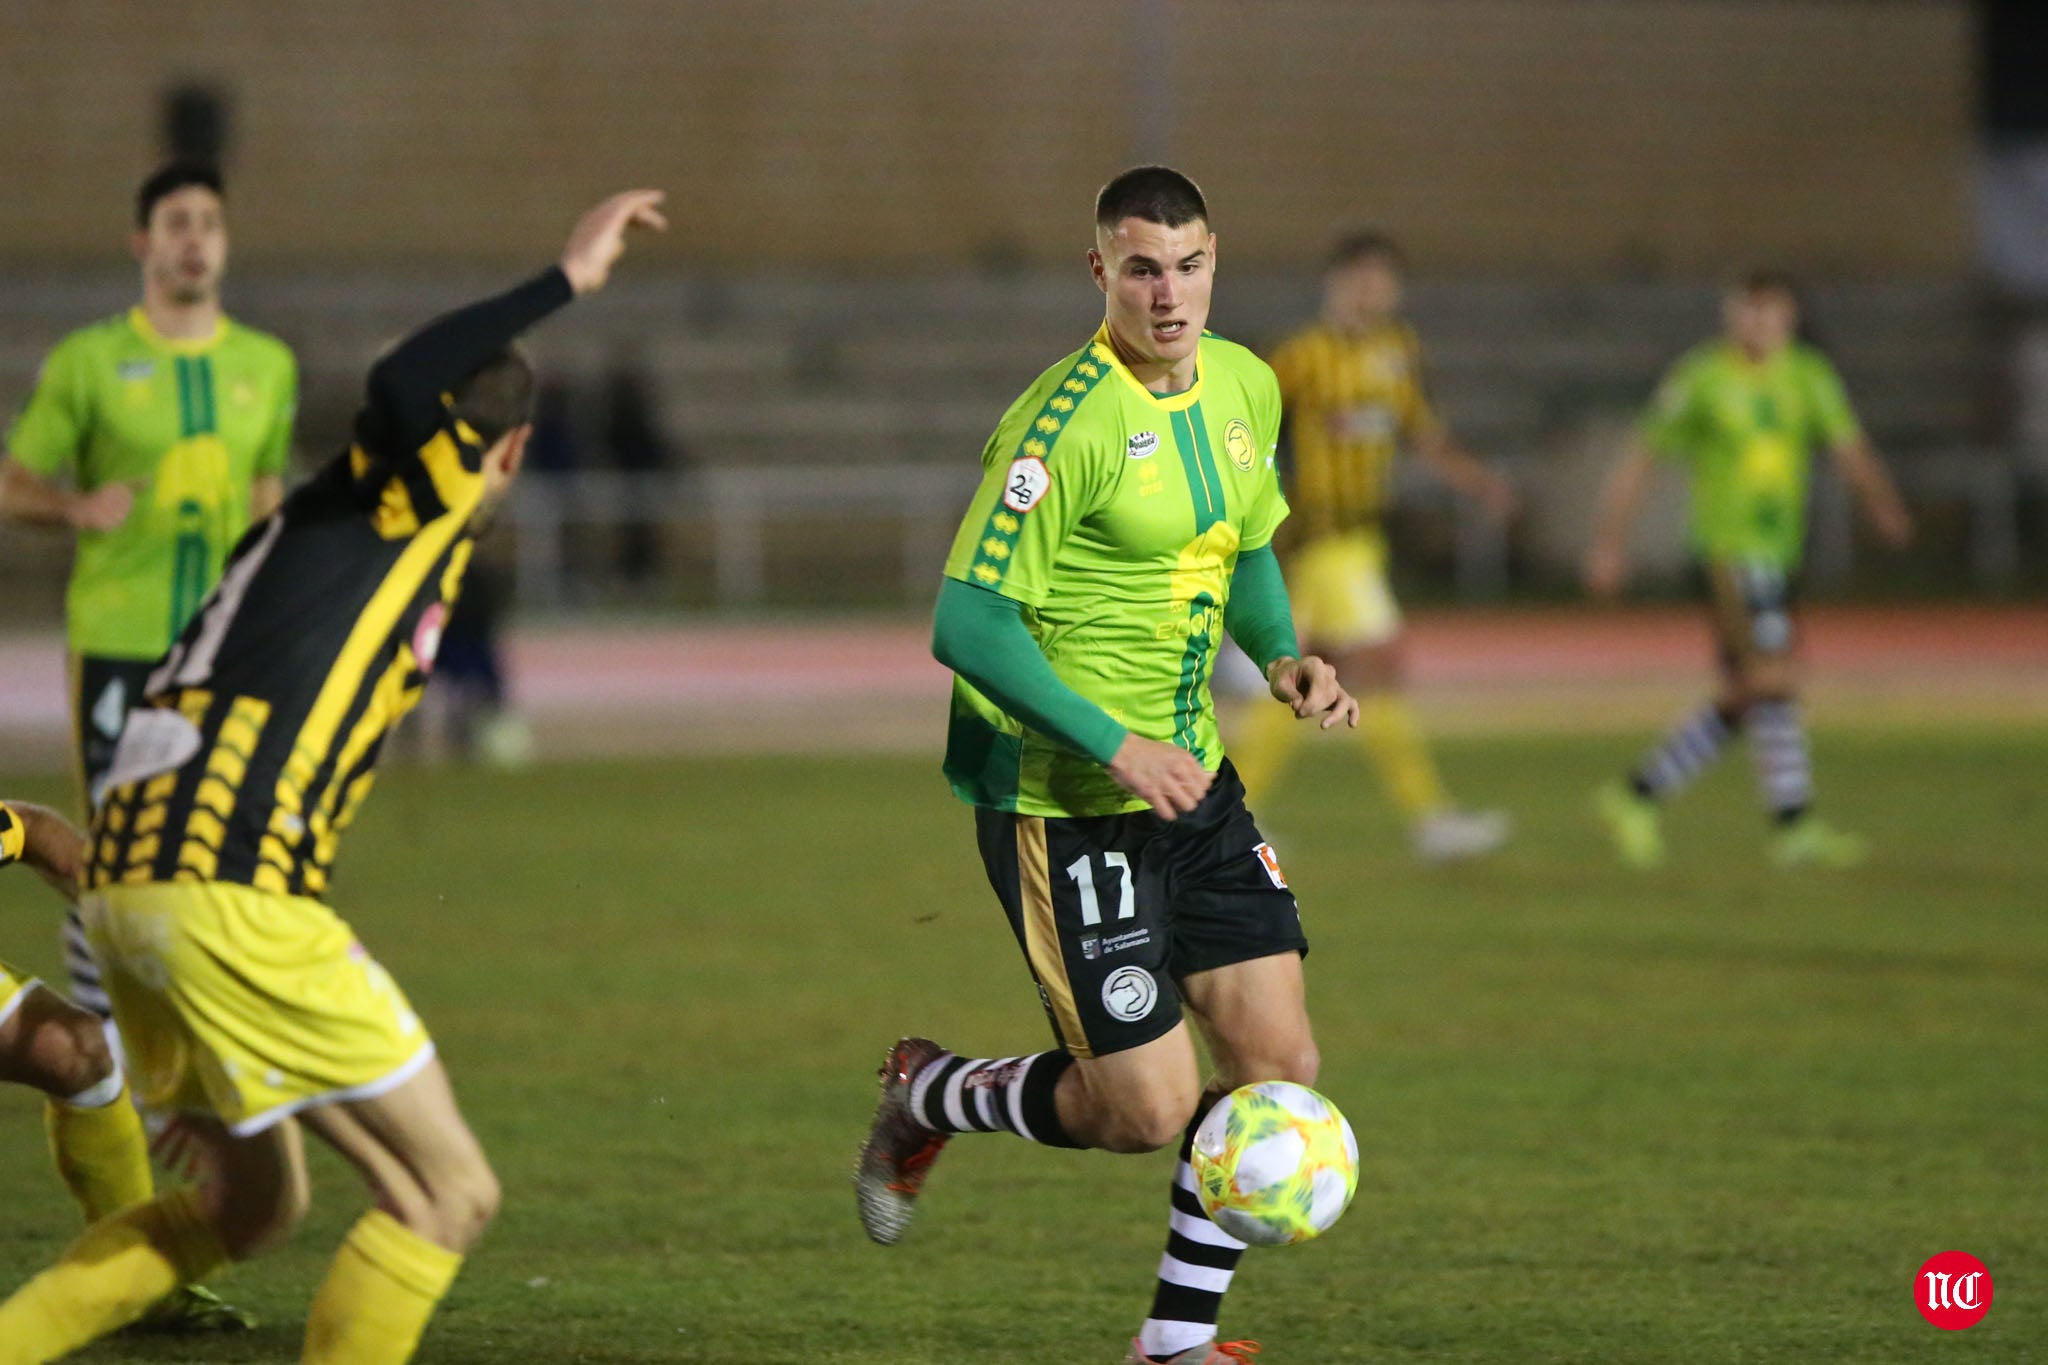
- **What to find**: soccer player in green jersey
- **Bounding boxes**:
[0,160,293,1333]
[1584,271,1914,869]
[856,167,1359,1364]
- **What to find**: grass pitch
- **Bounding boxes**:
[1,727,2042,1363]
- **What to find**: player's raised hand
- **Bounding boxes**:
[67,481,136,532]
[1870,496,1916,549]
[560,190,668,296]
[1107,734,1215,821]
[1268,655,1360,730]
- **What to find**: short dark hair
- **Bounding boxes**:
[451,347,537,446]
[1329,229,1403,271]
[1736,268,1799,301]
[136,162,224,228]
[1095,166,1208,233]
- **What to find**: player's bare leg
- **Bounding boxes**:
[0,1109,297,1360]
[1126,953,1317,1364]
[297,1056,498,1363]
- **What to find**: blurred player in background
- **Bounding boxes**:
[1585,271,1914,868]
[857,167,1357,1365]
[0,188,663,1365]
[0,159,295,1334]
[1229,232,1517,862]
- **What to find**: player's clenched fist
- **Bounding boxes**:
[1107,734,1215,821]
[560,189,668,296]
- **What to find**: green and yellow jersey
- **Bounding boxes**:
[1267,320,1439,539]
[8,310,297,660]
[943,325,1289,818]
[1641,340,1860,571]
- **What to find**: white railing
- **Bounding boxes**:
[502,450,2028,609]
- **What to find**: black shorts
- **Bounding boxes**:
[1698,560,1799,674]
[973,760,1308,1060]
[71,654,156,807]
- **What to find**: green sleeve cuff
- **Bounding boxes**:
[932,577,1127,765]
[1224,544,1300,673]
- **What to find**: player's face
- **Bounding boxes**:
[1725,288,1796,359]
[134,186,228,306]
[1326,256,1401,330]
[1090,217,1216,380]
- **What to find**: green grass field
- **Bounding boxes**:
[1,728,2042,1363]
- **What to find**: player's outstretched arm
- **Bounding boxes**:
[1584,439,1655,598]
[1,800,86,901]
[361,189,667,456]
[1832,437,1915,548]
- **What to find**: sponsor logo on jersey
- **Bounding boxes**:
[1225,418,1256,472]
[1002,456,1050,513]
[1127,430,1159,460]
[1101,966,1158,1022]
[117,360,156,382]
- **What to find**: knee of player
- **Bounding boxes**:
[431,1159,501,1251]
[1107,1092,1200,1154]
[1272,1038,1321,1088]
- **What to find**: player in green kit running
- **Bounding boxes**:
[855,167,1359,1364]
[1584,271,1913,869]
[0,161,293,1332]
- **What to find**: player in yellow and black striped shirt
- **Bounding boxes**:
[1231,231,1518,862]
[0,189,665,1365]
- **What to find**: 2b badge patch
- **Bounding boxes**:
[1003,457,1050,513]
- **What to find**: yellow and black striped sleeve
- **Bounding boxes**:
[0,801,25,867]
[349,268,575,531]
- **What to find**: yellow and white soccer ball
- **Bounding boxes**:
[1190,1081,1359,1246]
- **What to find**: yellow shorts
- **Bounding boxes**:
[78,881,434,1137]
[0,956,39,1030]
[1288,529,1403,650]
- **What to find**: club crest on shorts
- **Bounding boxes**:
[1254,842,1289,889]
[1002,456,1050,513]
[1101,965,1158,1022]
[1225,418,1256,472]
[1127,430,1159,460]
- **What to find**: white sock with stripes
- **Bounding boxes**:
[1632,702,1737,801]
[905,1050,1079,1148]
[1747,697,1814,821]
[1139,1122,1248,1361]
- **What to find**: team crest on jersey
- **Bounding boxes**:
[1126,431,1159,460]
[1002,456,1050,513]
[1225,418,1256,472]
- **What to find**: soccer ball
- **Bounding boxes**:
[1190,1081,1359,1246]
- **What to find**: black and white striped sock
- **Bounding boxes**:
[1747,697,1814,822]
[1138,1113,1248,1362]
[1631,702,1738,801]
[61,907,114,1022]
[906,1050,1079,1148]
